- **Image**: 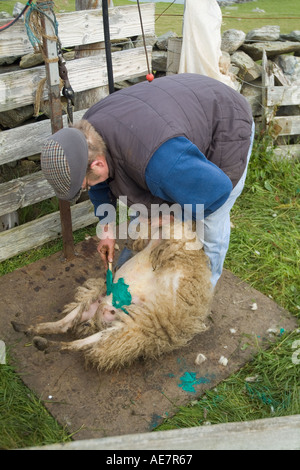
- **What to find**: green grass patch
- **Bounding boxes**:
[226,132,300,318]
[0,353,72,449]
[113,0,299,36]
[221,0,300,35]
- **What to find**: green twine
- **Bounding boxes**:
[246,383,291,411]
[106,269,132,314]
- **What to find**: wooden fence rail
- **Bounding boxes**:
[0,4,154,261]
[0,47,152,112]
[0,4,155,57]
[262,50,300,159]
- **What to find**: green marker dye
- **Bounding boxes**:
[106,269,132,314]
[178,371,211,393]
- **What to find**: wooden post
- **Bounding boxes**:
[262,49,274,131]
[37,0,75,259]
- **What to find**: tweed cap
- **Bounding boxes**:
[41,128,88,201]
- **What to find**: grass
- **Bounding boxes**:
[0,353,72,449]
[226,131,300,317]
[113,0,300,36]
[0,0,300,450]
[220,0,300,35]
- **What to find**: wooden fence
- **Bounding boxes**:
[262,50,300,159]
[0,4,154,262]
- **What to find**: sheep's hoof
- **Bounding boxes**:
[33,336,49,351]
[11,321,28,333]
[33,336,61,353]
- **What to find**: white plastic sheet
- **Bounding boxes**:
[178,0,235,88]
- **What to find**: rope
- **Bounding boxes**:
[0,0,33,32]
[25,0,59,53]
[24,2,64,116]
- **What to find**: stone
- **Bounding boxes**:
[0,56,19,66]
[19,52,44,69]
[0,105,34,128]
[0,12,12,19]
[135,34,157,49]
[241,41,300,61]
[156,31,178,51]
[241,79,263,116]
[280,31,300,42]
[274,55,300,84]
[246,25,280,42]
[221,29,246,53]
[230,50,262,82]
[13,2,25,18]
[152,51,168,72]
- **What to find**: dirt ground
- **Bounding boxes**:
[0,237,297,441]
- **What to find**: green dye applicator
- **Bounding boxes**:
[106,262,132,314]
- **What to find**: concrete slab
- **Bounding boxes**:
[0,237,297,441]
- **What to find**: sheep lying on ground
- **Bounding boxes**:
[12,221,213,370]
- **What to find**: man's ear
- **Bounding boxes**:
[90,160,98,170]
[90,158,104,170]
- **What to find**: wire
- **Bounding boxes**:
[0,0,33,32]
[156,15,300,20]
[223,15,300,20]
[136,0,151,76]
[155,0,177,23]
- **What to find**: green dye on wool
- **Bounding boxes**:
[106,269,132,314]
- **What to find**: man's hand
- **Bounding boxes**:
[96,223,115,270]
[97,237,115,270]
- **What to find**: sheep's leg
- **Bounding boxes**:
[12,298,101,336]
[33,326,120,353]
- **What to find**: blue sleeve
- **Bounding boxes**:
[88,182,117,222]
[145,137,233,219]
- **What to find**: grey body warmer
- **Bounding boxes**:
[83,73,253,208]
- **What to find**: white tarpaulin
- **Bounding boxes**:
[178,0,235,88]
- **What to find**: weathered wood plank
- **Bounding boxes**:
[267,86,300,107]
[0,110,86,165]
[0,199,97,262]
[271,144,300,160]
[27,415,300,450]
[0,172,55,217]
[0,4,155,58]
[0,47,152,112]
[166,37,182,76]
[262,50,275,128]
[74,0,108,111]
[273,116,300,136]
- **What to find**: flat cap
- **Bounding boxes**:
[41,127,88,201]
